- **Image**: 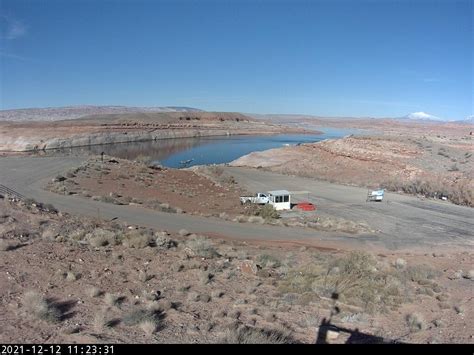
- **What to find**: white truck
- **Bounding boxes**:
[366,189,385,202]
[240,192,269,205]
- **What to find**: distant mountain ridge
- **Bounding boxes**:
[0,105,204,122]
[400,112,474,123]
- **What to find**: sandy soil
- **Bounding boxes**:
[45,156,256,218]
[1,197,473,344]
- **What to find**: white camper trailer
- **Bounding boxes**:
[267,190,291,210]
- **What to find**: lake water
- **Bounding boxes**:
[67,127,359,168]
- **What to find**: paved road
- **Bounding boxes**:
[0,156,472,252]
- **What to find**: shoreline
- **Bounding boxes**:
[0,111,320,152]
[0,127,321,154]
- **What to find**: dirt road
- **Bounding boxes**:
[0,156,472,253]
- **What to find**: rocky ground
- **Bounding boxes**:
[231,131,474,207]
[1,196,473,344]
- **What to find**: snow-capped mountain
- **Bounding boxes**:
[404,112,443,121]
[457,115,474,124]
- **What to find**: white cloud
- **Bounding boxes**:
[0,50,28,61]
[0,15,27,40]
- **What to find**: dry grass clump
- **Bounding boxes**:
[256,254,281,268]
[404,264,440,284]
[185,235,219,258]
[454,305,465,315]
[200,271,214,285]
[65,271,79,282]
[394,258,407,270]
[279,252,407,313]
[218,325,296,344]
[211,290,224,299]
[247,216,265,224]
[405,313,426,332]
[93,307,119,331]
[87,228,118,247]
[157,203,177,214]
[187,292,200,302]
[308,216,372,234]
[138,270,153,283]
[154,232,177,249]
[122,307,164,335]
[246,204,280,221]
[140,320,158,336]
[23,291,62,323]
[179,229,190,237]
[104,293,123,307]
[463,270,474,280]
[122,230,151,248]
[86,286,102,298]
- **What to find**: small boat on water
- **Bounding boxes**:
[179,159,194,166]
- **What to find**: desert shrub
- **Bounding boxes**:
[463,270,474,280]
[122,230,151,248]
[140,320,157,336]
[200,294,211,303]
[123,308,163,326]
[87,228,118,247]
[308,216,370,234]
[104,293,123,307]
[279,252,407,313]
[211,290,224,299]
[248,204,280,221]
[200,271,214,285]
[86,286,102,298]
[23,291,62,323]
[23,198,37,206]
[187,292,200,302]
[404,264,440,284]
[256,254,281,268]
[155,232,177,249]
[138,270,153,283]
[123,308,164,335]
[99,196,117,204]
[69,229,87,242]
[178,229,190,237]
[43,203,58,213]
[247,216,265,224]
[65,272,79,282]
[93,307,119,331]
[406,313,426,332]
[454,305,465,314]
[185,235,219,258]
[218,325,297,344]
[395,258,407,270]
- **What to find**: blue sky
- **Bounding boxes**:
[0,0,472,119]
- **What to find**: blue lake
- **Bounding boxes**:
[73,127,360,168]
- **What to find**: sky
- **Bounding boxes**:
[0,0,472,120]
